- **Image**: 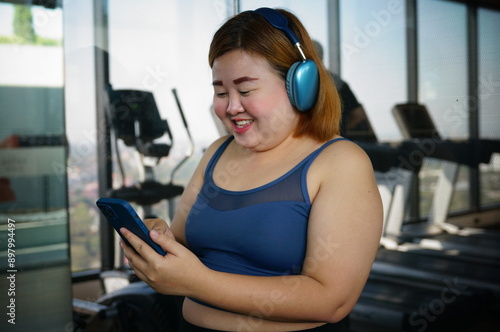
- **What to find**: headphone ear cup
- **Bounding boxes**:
[285,60,319,112]
[286,62,301,110]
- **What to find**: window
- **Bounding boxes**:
[0,2,72,329]
[64,0,100,272]
[340,0,407,142]
[418,0,469,215]
[478,7,500,209]
[418,0,468,139]
[66,0,228,271]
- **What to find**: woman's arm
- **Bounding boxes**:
[121,139,382,323]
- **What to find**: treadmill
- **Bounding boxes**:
[387,103,500,260]
[351,271,494,332]
[347,103,500,331]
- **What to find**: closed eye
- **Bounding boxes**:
[215,91,228,97]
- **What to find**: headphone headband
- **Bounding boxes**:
[254,8,298,45]
[254,7,306,60]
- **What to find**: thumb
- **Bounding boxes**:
[163,226,176,241]
[150,229,181,255]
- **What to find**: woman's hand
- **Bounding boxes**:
[143,217,171,236]
[119,226,207,297]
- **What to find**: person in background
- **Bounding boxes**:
[120,8,382,332]
[313,40,377,142]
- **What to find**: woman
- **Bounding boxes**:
[120,8,382,332]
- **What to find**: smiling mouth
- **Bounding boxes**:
[234,120,254,128]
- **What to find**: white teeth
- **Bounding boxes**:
[235,120,253,127]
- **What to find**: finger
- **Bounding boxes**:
[120,241,148,280]
[119,235,162,285]
[144,218,168,233]
[150,229,182,256]
[119,238,143,266]
[120,227,157,260]
[145,218,176,241]
[119,239,144,273]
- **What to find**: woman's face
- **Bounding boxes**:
[212,49,300,151]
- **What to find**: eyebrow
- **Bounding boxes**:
[233,76,258,84]
[212,76,258,86]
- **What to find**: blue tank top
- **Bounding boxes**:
[185,137,346,277]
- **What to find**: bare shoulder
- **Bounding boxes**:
[307,137,383,242]
[202,135,232,159]
[313,138,374,176]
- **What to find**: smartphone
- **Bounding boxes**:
[96,197,167,256]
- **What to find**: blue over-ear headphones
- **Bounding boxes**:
[254,7,319,112]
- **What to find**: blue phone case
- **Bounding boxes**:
[96,197,166,256]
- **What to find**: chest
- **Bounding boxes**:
[186,196,311,276]
[212,145,320,192]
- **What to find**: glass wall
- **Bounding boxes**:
[0,1,72,330]
[339,0,499,223]
[418,0,468,139]
[64,0,101,272]
[478,7,500,208]
[417,0,469,215]
[339,0,409,225]
[340,0,407,142]
[417,1,500,216]
[65,0,233,272]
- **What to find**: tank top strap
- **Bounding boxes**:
[299,137,349,203]
[302,137,349,169]
[204,136,349,192]
[204,136,234,181]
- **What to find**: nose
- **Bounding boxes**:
[226,93,244,115]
